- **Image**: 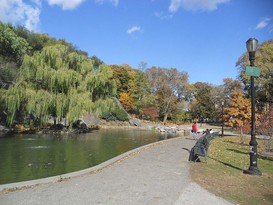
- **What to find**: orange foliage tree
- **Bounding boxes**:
[119,92,134,112]
[224,90,252,139]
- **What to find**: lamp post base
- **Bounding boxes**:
[243,166,262,176]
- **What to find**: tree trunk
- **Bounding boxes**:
[240,126,244,144]
[163,113,168,123]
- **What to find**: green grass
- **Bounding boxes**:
[190,136,273,205]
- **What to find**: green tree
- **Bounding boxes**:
[91,56,104,69]
[0,22,30,88]
[133,69,152,116]
[237,40,273,113]
[0,57,17,88]
[2,44,116,126]
[222,78,243,97]
[189,82,215,121]
[0,22,30,64]
[15,26,48,53]
[146,67,189,123]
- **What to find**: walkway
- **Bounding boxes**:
[0,137,233,205]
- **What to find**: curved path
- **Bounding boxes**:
[0,137,233,205]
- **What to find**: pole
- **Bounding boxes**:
[243,52,262,176]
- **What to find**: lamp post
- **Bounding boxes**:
[243,38,262,176]
[221,102,224,136]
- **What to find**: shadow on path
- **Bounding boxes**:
[182,147,191,153]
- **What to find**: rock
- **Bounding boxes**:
[83,114,101,127]
[72,120,87,129]
[50,124,64,130]
[0,125,9,137]
[156,125,191,135]
[129,118,142,127]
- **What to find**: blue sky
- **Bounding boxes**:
[1,0,273,85]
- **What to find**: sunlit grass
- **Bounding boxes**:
[190,136,273,205]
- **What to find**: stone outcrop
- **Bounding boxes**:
[0,125,9,137]
[155,126,191,136]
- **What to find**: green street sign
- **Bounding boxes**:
[245,66,260,77]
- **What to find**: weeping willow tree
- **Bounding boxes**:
[2,44,117,127]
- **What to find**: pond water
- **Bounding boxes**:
[0,129,178,184]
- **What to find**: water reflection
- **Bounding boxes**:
[0,129,177,184]
[25,146,50,149]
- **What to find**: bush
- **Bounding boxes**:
[101,105,129,121]
[114,106,129,121]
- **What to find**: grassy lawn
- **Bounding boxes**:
[190,136,273,205]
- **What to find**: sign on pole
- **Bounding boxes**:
[245,66,260,77]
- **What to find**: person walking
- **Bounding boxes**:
[192,122,198,140]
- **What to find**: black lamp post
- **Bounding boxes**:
[243,38,262,176]
[221,102,224,136]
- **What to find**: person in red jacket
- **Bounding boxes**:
[192,122,198,139]
[192,122,198,132]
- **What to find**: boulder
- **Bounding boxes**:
[129,118,142,127]
[0,125,9,137]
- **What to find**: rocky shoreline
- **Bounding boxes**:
[0,119,194,137]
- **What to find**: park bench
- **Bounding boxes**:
[188,132,219,162]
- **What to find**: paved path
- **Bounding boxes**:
[0,137,233,205]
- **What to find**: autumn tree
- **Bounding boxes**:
[110,64,132,95]
[109,64,134,111]
[119,92,134,111]
[142,106,159,120]
[145,67,189,123]
[110,64,151,115]
[224,90,253,141]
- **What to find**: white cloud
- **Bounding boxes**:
[154,11,173,20]
[31,0,42,6]
[127,26,142,34]
[169,0,230,13]
[95,0,119,7]
[0,0,41,31]
[24,6,41,31]
[0,0,87,31]
[47,0,86,10]
[255,17,272,29]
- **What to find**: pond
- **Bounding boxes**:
[0,129,178,184]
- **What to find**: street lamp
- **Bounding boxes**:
[221,102,224,136]
[243,38,262,176]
